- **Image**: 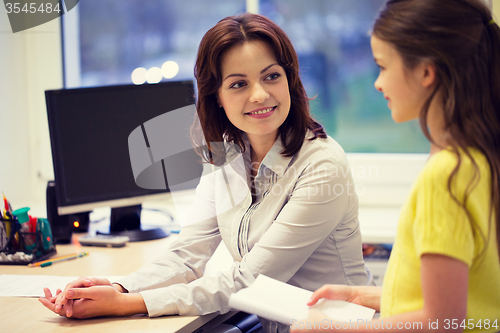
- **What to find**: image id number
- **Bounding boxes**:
[5,2,61,14]
[444,319,498,330]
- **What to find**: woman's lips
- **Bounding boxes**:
[245,106,276,119]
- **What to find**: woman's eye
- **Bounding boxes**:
[265,73,281,81]
[230,81,246,89]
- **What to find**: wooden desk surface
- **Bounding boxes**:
[0,233,218,333]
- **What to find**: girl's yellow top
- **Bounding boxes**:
[381,148,500,331]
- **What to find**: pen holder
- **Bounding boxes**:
[0,218,56,265]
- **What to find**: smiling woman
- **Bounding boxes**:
[193,13,328,165]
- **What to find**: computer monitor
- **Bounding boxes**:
[45,81,200,241]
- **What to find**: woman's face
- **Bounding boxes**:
[371,35,430,123]
[217,40,291,143]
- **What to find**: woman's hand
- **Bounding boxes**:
[58,277,114,316]
[39,284,139,319]
[39,276,121,318]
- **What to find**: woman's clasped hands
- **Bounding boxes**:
[38,277,143,319]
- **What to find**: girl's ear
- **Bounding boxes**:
[421,62,437,88]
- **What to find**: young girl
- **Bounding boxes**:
[40,13,371,332]
[291,0,500,331]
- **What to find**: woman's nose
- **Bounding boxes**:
[249,83,269,103]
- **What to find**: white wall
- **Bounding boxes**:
[494,0,500,22]
[0,10,62,209]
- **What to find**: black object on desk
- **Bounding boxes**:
[195,312,262,333]
[96,204,170,242]
[46,181,72,244]
[0,216,56,265]
[223,312,262,333]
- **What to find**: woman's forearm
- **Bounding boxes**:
[119,293,148,316]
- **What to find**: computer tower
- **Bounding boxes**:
[46,181,72,244]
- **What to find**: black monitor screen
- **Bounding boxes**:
[46,81,196,214]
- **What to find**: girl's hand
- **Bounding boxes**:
[307,284,382,311]
[290,285,381,332]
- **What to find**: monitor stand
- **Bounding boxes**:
[97,204,170,242]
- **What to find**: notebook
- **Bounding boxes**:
[229,274,376,325]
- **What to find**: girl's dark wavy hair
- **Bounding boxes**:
[373,0,500,260]
[192,13,326,165]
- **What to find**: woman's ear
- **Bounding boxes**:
[421,61,437,88]
[216,93,222,108]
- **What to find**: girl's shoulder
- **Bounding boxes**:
[420,147,489,189]
[425,147,487,172]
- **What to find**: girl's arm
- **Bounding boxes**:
[291,253,468,332]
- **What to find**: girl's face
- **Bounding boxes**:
[371,36,431,123]
[218,40,291,142]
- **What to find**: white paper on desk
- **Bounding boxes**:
[0,275,123,297]
[228,275,375,325]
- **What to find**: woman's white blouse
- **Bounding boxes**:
[117,133,369,318]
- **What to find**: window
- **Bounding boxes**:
[63,0,246,87]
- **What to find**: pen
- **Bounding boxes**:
[3,209,11,242]
[0,209,6,249]
[28,251,89,267]
[2,192,13,217]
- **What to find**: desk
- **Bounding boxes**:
[0,234,223,333]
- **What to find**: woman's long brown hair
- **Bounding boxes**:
[373,0,500,260]
[193,13,326,165]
